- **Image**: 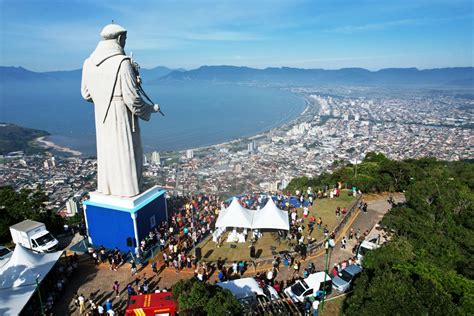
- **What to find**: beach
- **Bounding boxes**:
[35,136,82,156]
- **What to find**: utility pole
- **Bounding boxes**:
[320,240,332,312]
[35,275,45,316]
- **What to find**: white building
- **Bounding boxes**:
[248,141,257,153]
[65,197,79,216]
[151,151,161,165]
[186,149,194,159]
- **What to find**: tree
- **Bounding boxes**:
[0,186,64,242]
[172,278,242,315]
[343,164,474,315]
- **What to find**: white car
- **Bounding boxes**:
[356,237,380,265]
[284,271,332,303]
[217,277,279,307]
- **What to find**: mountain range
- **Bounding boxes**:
[0,66,182,83]
[1,65,473,86]
[160,65,474,86]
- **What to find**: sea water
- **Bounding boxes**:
[0,80,305,155]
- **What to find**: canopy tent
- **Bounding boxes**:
[215,198,254,229]
[0,245,62,315]
[252,197,290,230]
[215,197,290,231]
[214,207,228,228]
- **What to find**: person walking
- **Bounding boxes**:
[312,299,320,316]
[78,293,85,314]
[130,260,137,276]
[151,260,158,274]
[341,236,347,249]
[97,304,105,315]
[112,280,120,298]
[292,260,300,276]
[105,299,112,311]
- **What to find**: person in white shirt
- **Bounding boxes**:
[303,207,309,218]
[312,300,320,316]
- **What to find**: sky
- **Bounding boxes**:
[0,0,472,71]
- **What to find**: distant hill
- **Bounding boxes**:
[140,66,184,83]
[0,123,49,155]
[0,65,183,83]
[2,65,472,86]
[0,66,53,81]
[161,65,474,86]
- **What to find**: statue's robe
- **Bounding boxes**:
[81,40,154,197]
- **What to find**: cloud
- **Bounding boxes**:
[328,19,420,34]
[326,14,473,34]
[177,31,263,42]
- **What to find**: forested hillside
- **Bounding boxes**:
[0,123,49,154]
[288,154,474,314]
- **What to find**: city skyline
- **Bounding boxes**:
[0,0,472,71]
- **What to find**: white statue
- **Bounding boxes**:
[81,23,160,197]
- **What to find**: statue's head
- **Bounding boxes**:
[100,23,127,48]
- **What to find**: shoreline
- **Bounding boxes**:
[186,94,313,152]
[34,136,82,156]
[32,92,313,157]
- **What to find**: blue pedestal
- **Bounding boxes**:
[83,186,167,251]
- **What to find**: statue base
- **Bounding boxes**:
[83,185,167,252]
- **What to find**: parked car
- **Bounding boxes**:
[284,271,332,303]
[356,237,380,265]
[332,264,363,292]
[217,277,279,307]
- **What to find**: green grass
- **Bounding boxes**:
[198,191,356,262]
[300,192,356,241]
[320,295,345,316]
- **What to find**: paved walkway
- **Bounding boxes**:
[53,194,404,314]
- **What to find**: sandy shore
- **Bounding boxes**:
[35,136,82,156]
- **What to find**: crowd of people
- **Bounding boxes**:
[71,182,363,314]
[22,253,80,315]
[87,246,125,270]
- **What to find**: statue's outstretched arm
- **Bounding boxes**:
[120,60,154,121]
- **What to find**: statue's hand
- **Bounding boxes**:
[153,103,165,116]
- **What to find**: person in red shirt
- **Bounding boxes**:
[273,281,282,293]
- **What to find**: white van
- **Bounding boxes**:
[217,277,279,307]
[356,236,380,265]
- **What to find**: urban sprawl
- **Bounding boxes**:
[1,87,473,216]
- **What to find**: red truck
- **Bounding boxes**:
[125,292,178,316]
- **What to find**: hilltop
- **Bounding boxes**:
[0,123,49,155]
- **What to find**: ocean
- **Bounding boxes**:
[0,80,305,155]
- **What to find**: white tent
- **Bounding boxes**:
[215,198,254,228]
[0,245,62,315]
[252,197,290,230]
[214,207,228,228]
